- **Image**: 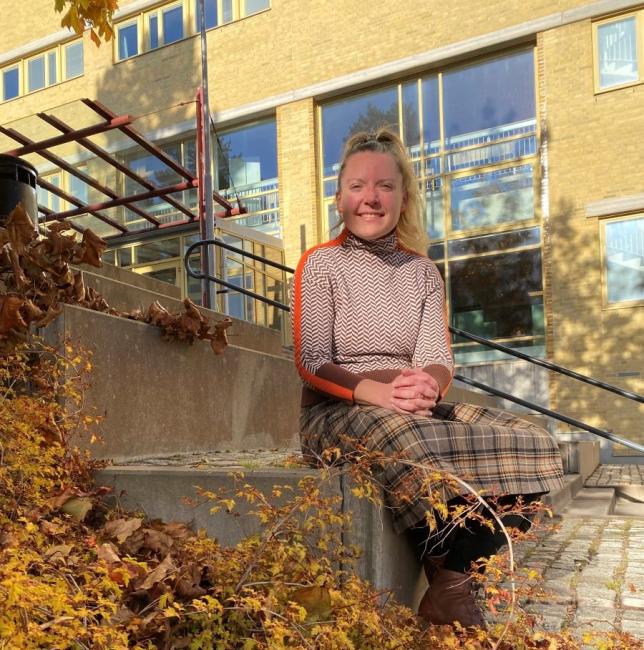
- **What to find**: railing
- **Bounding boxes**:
[185,238,644,454]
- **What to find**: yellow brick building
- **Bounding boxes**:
[1,0,642,454]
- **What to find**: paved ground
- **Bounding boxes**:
[510,463,644,645]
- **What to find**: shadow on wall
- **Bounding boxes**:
[547,196,643,457]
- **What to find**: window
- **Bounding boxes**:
[594,13,642,91]
[215,118,280,237]
[603,215,644,306]
[2,66,20,101]
[118,20,139,59]
[64,41,84,79]
[319,49,541,362]
[116,0,269,60]
[1,38,83,102]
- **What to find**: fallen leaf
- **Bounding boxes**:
[0,295,27,335]
[139,554,176,590]
[45,544,73,561]
[291,586,332,621]
[210,318,233,355]
[61,496,93,522]
[102,517,143,544]
[96,542,121,565]
[5,203,36,254]
[74,228,106,267]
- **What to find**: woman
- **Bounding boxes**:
[290,129,564,628]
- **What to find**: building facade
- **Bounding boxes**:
[1,0,642,452]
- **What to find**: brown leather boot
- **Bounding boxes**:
[417,554,447,622]
[417,567,486,628]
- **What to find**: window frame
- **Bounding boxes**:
[63,40,84,80]
[600,213,644,309]
[1,64,21,101]
[0,38,83,103]
[116,17,142,61]
[593,11,644,93]
[114,0,270,63]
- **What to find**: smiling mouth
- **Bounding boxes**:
[358,213,383,218]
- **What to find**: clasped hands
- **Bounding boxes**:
[389,368,439,417]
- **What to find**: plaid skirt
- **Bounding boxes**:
[299,401,565,534]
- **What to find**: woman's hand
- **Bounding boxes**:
[354,369,439,417]
[390,368,439,416]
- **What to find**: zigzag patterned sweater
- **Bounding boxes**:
[291,228,454,407]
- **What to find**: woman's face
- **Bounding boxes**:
[336,151,407,241]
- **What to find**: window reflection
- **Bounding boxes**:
[449,248,544,339]
[321,86,399,175]
[605,216,644,304]
[598,17,638,89]
[451,165,534,232]
[443,50,536,148]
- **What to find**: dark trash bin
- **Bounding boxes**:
[0,154,38,226]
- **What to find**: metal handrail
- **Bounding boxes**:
[451,326,644,404]
[455,375,644,454]
[185,238,644,453]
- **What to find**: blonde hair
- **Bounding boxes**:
[336,128,428,256]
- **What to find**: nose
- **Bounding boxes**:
[363,186,380,205]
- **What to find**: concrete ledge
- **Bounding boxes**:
[557,439,601,481]
[543,473,584,514]
[45,305,301,460]
[75,264,286,357]
[96,465,423,608]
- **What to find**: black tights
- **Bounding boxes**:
[407,493,544,574]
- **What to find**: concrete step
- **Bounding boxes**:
[559,486,617,517]
[96,461,422,609]
[612,485,644,517]
[45,305,301,460]
[543,473,584,514]
[76,263,287,357]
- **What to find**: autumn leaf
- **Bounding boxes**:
[0,294,28,336]
[61,496,93,521]
[102,517,143,544]
[5,203,35,254]
[73,228,106,268]
[210,318,233,355]
[291,586,332,621]
[96,542,121,565]
[34,303,64,328]
[140,554,176,590]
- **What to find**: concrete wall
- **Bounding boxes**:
[45,304,301,461]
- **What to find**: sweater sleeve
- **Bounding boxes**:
[412,264,454,398]
[291,249,364,402]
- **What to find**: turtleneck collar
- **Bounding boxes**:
[342,228,398,253]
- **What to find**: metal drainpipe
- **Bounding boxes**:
[198,0,217,310]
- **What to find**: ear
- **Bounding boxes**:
[335,189,342,215]
[401,190,408,213]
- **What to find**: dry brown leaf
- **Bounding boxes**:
[0,227,8,248]
[45,544,73,561]
[40,520,69,537]
[60,496,93,522]
[146,301,170,326]
[5,203,35,254]
[103,517,143,544]
[142,528,174,556]
[175,563,206,598]
[20,298,44,324]
[210,318,233,355]
[0,294,28,335]
[139,553,176,590]
[34,303,63,328]
[72,272,85,302]
[291,586,332,621]
[96,542,121,565]
[46,221,73,234]
[8,248,28,290]
[74,228,107,268]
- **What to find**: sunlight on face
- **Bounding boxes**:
[336,151,407,241]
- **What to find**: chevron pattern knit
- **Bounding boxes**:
[292,229,453,406]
